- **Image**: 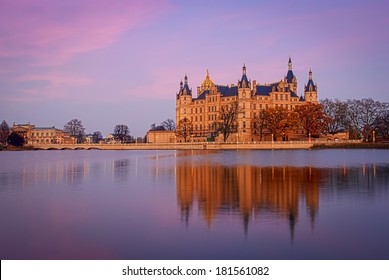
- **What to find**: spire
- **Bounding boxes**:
[309,68,312,80]
[206,69,210,79]
[239,63,250,88]
[184,74,188,85]
[288,56,292,70]
[180,79,183,90]
[286,57,295,83]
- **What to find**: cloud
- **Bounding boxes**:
[0,0,171,65]
[5,73,91,101]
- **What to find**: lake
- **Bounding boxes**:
[0,149,388,259]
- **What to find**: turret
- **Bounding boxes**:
[238,64,250,89]
[285,56,297,93]
[304,69,318,103]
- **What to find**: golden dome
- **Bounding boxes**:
[201,70,214,91]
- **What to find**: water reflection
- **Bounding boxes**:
[176,162,389,240]
[0,157,133,191]
[1,150,389,259]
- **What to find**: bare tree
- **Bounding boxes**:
[320,98,347,134]
[176,118,193,142]
[150,123,165,131]
[215,101,239,142]
[91,131,103,143]
[358,99,388,141]
[0,120,10,144]
[161,119,176,131]
[252,110,267,141]
[64,119,85,143]
[344,99,389,140]
[114,124,130,143]
[373,111,389,141]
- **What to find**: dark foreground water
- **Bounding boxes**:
[0,149,388,260]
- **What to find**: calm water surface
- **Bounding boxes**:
[0,149,388,259]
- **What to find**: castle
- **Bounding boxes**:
[175,57,318,142]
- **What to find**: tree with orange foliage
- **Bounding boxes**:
[294,103,329,137]
[263,107,298,141]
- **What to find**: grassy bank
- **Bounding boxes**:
[312,142,389,149]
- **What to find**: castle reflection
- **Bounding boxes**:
[175,160,389,239]
[176,163,320,237]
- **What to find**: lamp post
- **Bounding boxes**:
[373,130,376,143]
[271,133,274,143]
[309,132,311,142]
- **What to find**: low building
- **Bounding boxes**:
[29,127,75,144]
[12,123,75,144]
[146,130,176,144]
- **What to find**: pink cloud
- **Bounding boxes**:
[0,0,171,65]
[7,73,92,101]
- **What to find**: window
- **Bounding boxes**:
[266,104,268,109]
[200,116,202,121]
[275,94,278,100]
[259,104,262,109]
[200,108,202,113]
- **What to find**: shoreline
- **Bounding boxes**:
[4,141,389,151]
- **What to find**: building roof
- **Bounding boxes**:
[33,126,57,130]
[256,85,272,96]
[217,85,238,97]
[290,91,299,98]
[286,70,294,83]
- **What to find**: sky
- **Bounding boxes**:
[1,0,388,137]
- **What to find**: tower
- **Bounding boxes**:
[285,57,297,93]
[237,64,252,141]
[176,74,192,128]
[304,69,318,103]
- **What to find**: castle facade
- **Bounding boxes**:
[175,58,318,142]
